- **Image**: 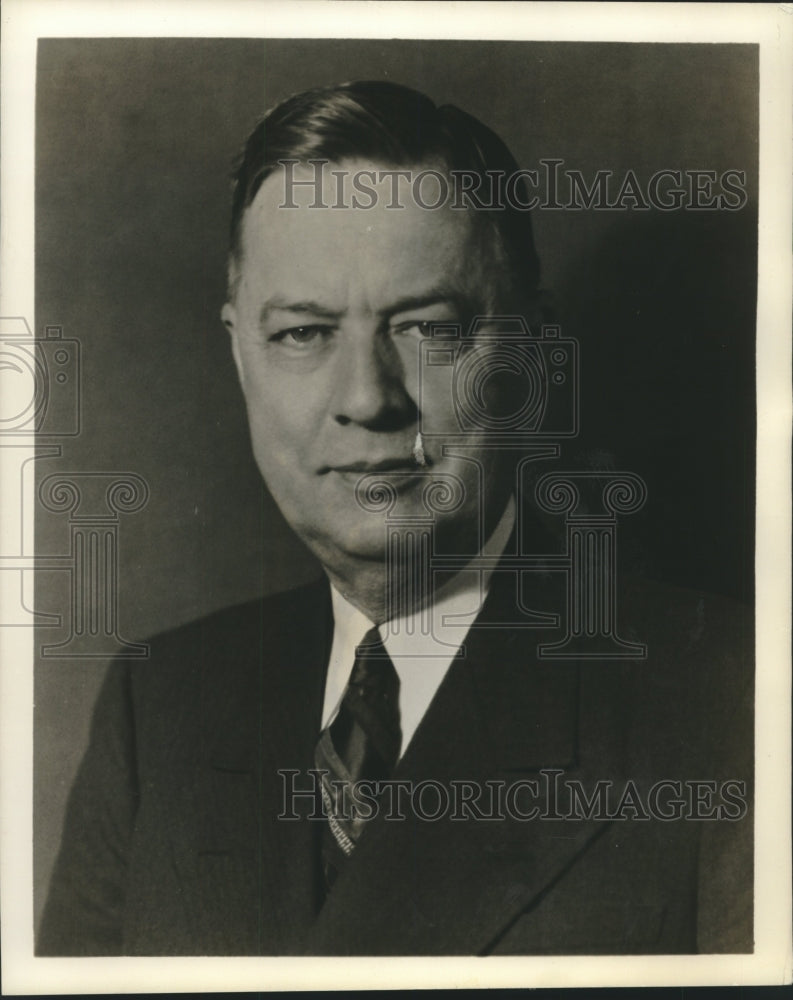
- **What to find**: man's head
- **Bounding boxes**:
[221,81,542,585]
[226,81,540,308]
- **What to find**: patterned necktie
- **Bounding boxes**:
[315,626,402,890]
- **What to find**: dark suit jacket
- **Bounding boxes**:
[38,569,753,956]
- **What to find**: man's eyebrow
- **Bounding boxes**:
[258,298,341,323]
[385,289,466,318]
[257,287,468,326]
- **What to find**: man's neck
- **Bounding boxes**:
[322,562,393,627]
[323,496,516,625]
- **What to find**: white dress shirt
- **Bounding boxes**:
[321,496,516,758]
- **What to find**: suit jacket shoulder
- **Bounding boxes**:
[37,578,330,956]
[37,572,753,956]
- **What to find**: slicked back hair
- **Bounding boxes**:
[227,80,542,316]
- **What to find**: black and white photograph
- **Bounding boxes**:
[1,1,790,992]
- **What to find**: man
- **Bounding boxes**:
[38,81,752,956]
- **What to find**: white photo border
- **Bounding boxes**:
[1,0,791,992]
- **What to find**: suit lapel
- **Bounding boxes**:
[171,570,632,954]
[175,581,332,954]
[255,580,332,951]
[303,571,618,955]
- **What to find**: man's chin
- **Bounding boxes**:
[290,515,391,566]
[297,517,483,572]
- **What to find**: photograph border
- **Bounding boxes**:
[1,1,791,992]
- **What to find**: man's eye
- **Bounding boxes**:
[270,325,330,348]
[394,320,435,339]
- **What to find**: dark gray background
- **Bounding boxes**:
[34,39,758,928]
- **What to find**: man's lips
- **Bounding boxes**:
[325,458,419,474]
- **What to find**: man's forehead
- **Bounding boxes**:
[236,159,495,309]
[254,157,454,209]
[242,159,477,240]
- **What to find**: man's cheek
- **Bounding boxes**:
[259,438,304,479]
[419,369,459,436]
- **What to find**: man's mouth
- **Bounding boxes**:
[322,456,433,489]
[328,458,420,474]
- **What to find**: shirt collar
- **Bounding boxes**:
[323,497,516,747]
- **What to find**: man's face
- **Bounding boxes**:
[223,160,510,569]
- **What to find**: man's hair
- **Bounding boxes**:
[227,80,542,314]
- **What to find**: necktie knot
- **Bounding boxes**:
[315,625,402,890]
[348,627,399,699]
[329,626,401,779]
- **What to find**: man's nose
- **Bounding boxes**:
[332,333,415,431]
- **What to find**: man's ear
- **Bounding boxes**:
[221,302,245,388]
